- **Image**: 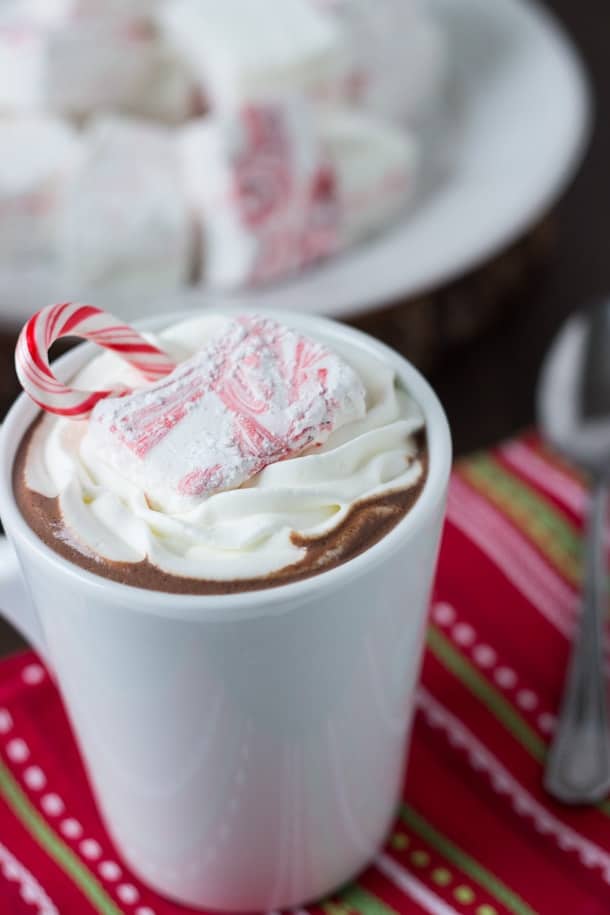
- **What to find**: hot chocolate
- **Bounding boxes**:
[13,312,428,594]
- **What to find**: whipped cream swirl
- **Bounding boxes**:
[24,314,425,580]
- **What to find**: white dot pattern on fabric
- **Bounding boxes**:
[580,847,600,868]
[3,859,19,879]
[136,907,157,915]
[41,793,64,816]
[23,766,46,790]
[494,667,517,689]
[538,713,556,734]
[433,603,455,626]
[99,861,122,881]
[516,689,538,710]
[117,884,139,904]
[534,815,553,835]
[21,664,45,685]
[0,709,12,733]
[491,772,510,793]
[80,839,102,860]
[470,750,486,771]
[6,738,29,763]
[512,795,530,815]
[21,883,37,903]
[472,645,496,668]
[445,609,554,740]
[453,623,475,646]
[557,833,576,851]
[60,819,83,839]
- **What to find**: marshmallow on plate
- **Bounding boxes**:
[0,11,159,115]
[84,314,367,513]
[15,0,162,25]
[0,1,60,26]
[0,116,81,267]
[312,0,450,126]
[180,103,341,288]
[180,103,417,288]
[158,0,351,112]
[126,49,200,125]
[58,117,192,293]
[319,108,419,247]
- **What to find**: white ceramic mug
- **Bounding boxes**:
[0,310,451,912]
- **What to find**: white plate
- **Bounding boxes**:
[0,0,591,327]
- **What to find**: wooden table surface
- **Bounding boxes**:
[0,0,608,657]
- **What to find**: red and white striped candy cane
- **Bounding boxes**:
[15,303,176,420]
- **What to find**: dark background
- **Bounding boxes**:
[430,0,609,453]
[0,0,607,655]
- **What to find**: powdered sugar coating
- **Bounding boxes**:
[86,315,366,512]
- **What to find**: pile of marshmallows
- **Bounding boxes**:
[0,0,449,291]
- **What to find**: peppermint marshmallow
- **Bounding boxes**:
[0,116,81,268]
[84,315,367,513]
[319,109,419,246]
[180,104,340,288]
[126,50,200,125]
[180,104,417,288]
[15,0,163,24]
[0,1,55,25]
[157,0,351,112]
[0,11,159,115]
[311,0,450,126]
[58,117,192,293]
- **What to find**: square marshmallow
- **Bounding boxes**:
[12,0,162,26]
[180,103,342,288]
[0,116,82,267]
[313,0,450,125]
[126,49,200,125]
[58,117,192,293]
[85,315,367,513]
[0,11,160,115]
[158,0,351,112]
[319,109,419,246]
[180,104,418,288]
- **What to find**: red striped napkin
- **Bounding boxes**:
[0,432,608,915]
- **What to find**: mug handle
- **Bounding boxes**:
[0,536,48,661]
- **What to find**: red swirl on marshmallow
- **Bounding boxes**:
[84,314,367,512]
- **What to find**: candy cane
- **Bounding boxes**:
[15,303,176,420]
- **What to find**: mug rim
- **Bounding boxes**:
[0,307,452,621]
